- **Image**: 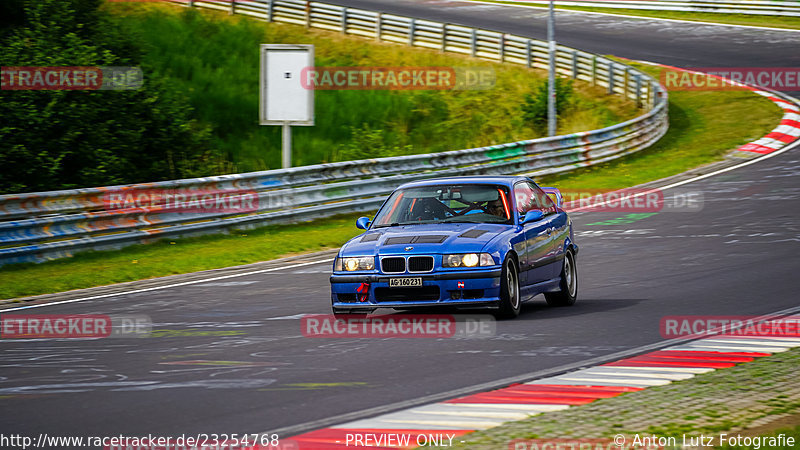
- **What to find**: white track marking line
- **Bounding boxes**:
[687,339,795,349]
[695,339,798,348]
[576,369,696,380]
[568,137,800,212]
[524,378,662,386]
[330,420,475,430]
[372,418,504,429]
[336,416,502,429]
[275,309,800,440]
[710,336,800,344]
[553,375,673,386]
[412,409,531,420]
[437,403,570,412]
[1,258,333,312]
[462,0,800,33]
[591,366,713,374]
[667,344,789,353]
[413,404,542,417]
[10,95,800,311]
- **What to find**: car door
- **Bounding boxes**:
[529,182,568,279]
[513,181,555,286]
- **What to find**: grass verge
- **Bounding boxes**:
[428,347,800,449]
[105,3,637,172]
[472,0,800,30]
[536,61,781,191]
[0,214,362,300]
[0,32,783,301]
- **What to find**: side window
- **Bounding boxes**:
[514,182,555,216]
[513,182,537,215]
[530,183,556,213]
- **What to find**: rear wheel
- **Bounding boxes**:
[545,249,577,306]
[495,256,521,319]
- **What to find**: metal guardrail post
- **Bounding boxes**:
[499,34,505,62]
[230,0,235,15]
[635,74,642,108]
[608,62,615,95]
[526,40,533,68]
[471,29,477,57]
[571,51,578,79]
[624,67,630,100]
[650,82,657,109]
[2,0,671,267]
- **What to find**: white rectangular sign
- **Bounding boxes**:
[260,44,314,126]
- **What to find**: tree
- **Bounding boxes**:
[0,0,217,193]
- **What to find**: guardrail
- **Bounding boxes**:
[512,0,800,17]
[0,0,668,266]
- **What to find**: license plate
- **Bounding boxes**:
[389,277,422,288]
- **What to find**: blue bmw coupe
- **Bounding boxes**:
[330,176,578,318]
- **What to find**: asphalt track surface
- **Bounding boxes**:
[333,0,800,70]
[2,0,800,443]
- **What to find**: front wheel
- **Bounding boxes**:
[545,248,577,306]
[495,256,521,319]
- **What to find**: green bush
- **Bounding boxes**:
[109,5,637,172]
[522,78,575,133]
[0,0,217,193]
[333,124,413,161]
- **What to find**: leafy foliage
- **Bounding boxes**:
[521,78,575,133]
[112,6,635,171]
[334,124,413,161]
[0,0,216,194]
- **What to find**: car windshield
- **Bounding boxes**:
[372,184,513,227]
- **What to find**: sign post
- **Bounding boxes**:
[260,44,315,168]
[282,121,291,168]
[547,0,557,137]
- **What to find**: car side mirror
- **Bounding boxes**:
[540,187,563,208]
[521,210,544,225]
[356,216,372,230]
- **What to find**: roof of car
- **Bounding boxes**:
[397,175,529,189]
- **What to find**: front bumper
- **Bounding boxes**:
[330,268,502,309]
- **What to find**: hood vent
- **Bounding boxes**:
[415,235,448,244]
[384,235,447,245]
[458,229,490,239]
[360,233,380,242]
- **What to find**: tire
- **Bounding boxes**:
[545,248,577,307]
[495,256,521,319]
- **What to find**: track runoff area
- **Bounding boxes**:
[279,66,800,448]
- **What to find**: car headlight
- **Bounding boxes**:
[336,256,375,272]
[443,253,495,268]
